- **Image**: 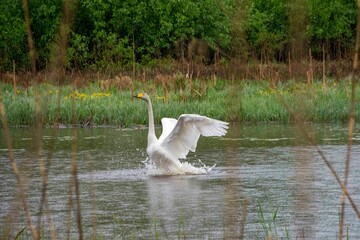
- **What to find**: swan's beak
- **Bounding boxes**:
[133,93,144,99]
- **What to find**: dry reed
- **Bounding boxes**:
[339,80,356,236]
[278,95,360,221]
[0,86,86,239]
[70,128,84,240]
[0,96,38,239]
[338,3,360,237]
[239,198,248,239]
[35,86,60,239]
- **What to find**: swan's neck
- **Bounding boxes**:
[147,99,157,144]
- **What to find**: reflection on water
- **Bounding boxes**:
[0,123,360,238]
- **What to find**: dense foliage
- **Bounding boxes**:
[0,0,357,72]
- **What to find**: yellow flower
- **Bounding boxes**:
[157,96,166,100]
[90,92,111,98]
[64,91,88,100]
[78,93,87,99]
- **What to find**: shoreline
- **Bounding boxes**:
[1,79,358,126]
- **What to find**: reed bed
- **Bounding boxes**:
[0,79,358,127]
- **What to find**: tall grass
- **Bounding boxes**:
[0,79,358,127]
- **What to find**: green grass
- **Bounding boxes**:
[257,202,290,240]
[0,79,358,126]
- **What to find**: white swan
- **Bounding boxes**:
[134,93,228,174]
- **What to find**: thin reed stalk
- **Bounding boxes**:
[0,97,39,239]
[339,69,357,240]
[86,153,98,238]
[278,95,360,220]
[71,129,84,240]
[239,199,248,239]
[65,183,74,240]
[34,86,47,236]
[13,61,17,96]
[63,97,83,240]
[35,88,60,239]
[71,129,83,239]
[43,126,60,238]
[339,1,360,237]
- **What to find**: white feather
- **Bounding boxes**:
[158,118,177,142]
[159,114,228,160]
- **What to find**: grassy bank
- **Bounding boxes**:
[0,78,358,126]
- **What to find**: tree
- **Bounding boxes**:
[307,0,357,59]
[246,0,288,62]
[0,1,27,71]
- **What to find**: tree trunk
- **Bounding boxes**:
[22,0,36,74]
[322,43,326,88]
[132,30,136,80]
[307,48,313,87]
[13,61,17,95]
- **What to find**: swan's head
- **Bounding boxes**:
[134,92,150,102]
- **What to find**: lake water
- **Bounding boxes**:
[1,123,360,239]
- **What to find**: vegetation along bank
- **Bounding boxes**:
[0,78,358,127]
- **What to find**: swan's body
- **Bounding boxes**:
[134,93,228,174]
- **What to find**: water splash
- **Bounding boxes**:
[142,158,215,176]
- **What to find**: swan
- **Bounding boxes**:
[134,92,228,174]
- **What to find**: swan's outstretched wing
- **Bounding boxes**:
[158,118,178,142]
[159,114,228,159]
